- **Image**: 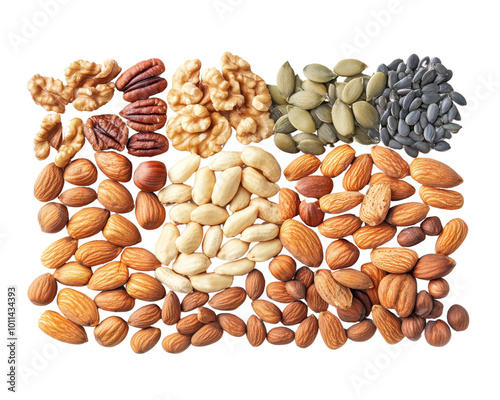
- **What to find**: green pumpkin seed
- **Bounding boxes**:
[314,103,333,123]
[268,85,288,105]
[303,63,336,83]
[274,133,299,153]
[274,114,296,134]
[277,61,296,98]
[366,71,387,101]
[277,105,288,115]
[297,139,326,155]
[335,82,346,100]
[288,90,325,110]
[288,107,316,133]
[318,123,338,144]
[328,83,337,104]
[309,108,323,129]
[302,80,327,96]
[341,77,364,104]
[331,99,355,137]
[270,104,283,122]
[294,74,303,92]
[353,126,372,145]
[336,131,354,143]
[293,132,322,144]
[352,101,380,130]
[333,59,368,77]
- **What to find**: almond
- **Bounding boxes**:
[295,315,318,348]
[94,288,135,312]
[281,301,307,326]
[94,151,132,182]
[295,175,333,198]
[306,284,329,313]
[318,214,362,238]
[332,269,374,290]
[57,288,100,326]
[133,161,167,192]
[161,291,181,325]
[370,247,419,273]
[318,311,347,349]
[88,261,129,291]
[319,191,364,214]
[295,266,314,289]
[38,310,88,344]
[246,315,267,347]
[321,144,356,178]
[410,158,463,188]
[337,297,366,323]
[135,191,166,230]
[162,333,191,354]
[197,307,217,324]
[53,262,92,286]
[371,145,409,179]
[267,327,295,345]
[284,154,321,181]
[208,287,246,311]
[75,240,122,267]
[412,254,456,280]
[97,179,134,214]
[217,313,246,337]
[58,187,97,208]
[63,159,98,186]
[346,319,377,342]
[40,236,78,269]
[94,316,129,347]
[435,218,468,256]
[177,314,204,335]
[359,182,391,226]
[128,304,162,328]
[314,269,352,309]
[266,281,296,303]
[103,214,142,247]
[34,163,64,202]
[369,173,415,201]
[285,280,306,300]
[353,222,397,249]
[299,200,325,227]
[191,322,223,346]
[419,186,464,210]
[372,305,404,344]
[269,255,296,281]
[38,202,68,233]
[28,273,58,306]
[378,274,417,318]
[342,154,373,191]
[126,273,166,301]
[66,207,110,239]
[181,291,209,312]
[130,327,161,353]
[360,262,387,305]
[385,202,430,226]
[120,247,161,271]
[279,219,323,268]
[325,239,360,270]
[252,299,282,324]
[245,269,265,300]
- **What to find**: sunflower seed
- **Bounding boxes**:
[388,139,403,149]
[422,92,440,104]
[409,97,422,111]
[387,58,402,70]
[368,129,380,142]
[332,99,355,137]
[412,67,426,84]
[427,103,439,123]
[274,133,299,153]
[274,114,296,134]
[377,64,389,74]
[406,54,419,70]
[443,123,462,133]
[297,139,325,155]
[288,107,316,133]
[380,108,391,126]
[421,69,436,86]
[393,76,412,91]
[422,83,438,93]
[450,91,467,106]
[288,90,325,110]
[435,63,448,75]
[398,119,410,136]
[381,128,391,145]
[440,96,452,114]
[405,110,420,125]
[402,91,416,110]
[404,145,419,158]
[276,61,296,98]
[439,83,453,93]
[423,125,436,142]
[414,141,431,153]
[409,131,424,142]
[434,141,451,151]
[394,134,413,146]
[303,63,336,83]
[333,59,367,77]
[419,56,430,68]
[388,71,398,89]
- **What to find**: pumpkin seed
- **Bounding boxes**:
[366,72,387,101]
[331,99,355,137]
[317,123,338,144]
[333,59,367,77]
[274,114,296,134]
[335,82,346,100]
[287,107,316,133]
[302,80,327,96]
[314,103,333,123]
[341,77,364,104]
[268,85,288,106]
[327,83,337,103]
[294,74,303,92]
[297,139,325,155]
[352,101,380,130]
[288,90,325,110]
[293,132,322,144]
[353,126,372,145]
[276,61,296,98]
[303,63,336,83]
[309,108,323,129]
[336,131,354,143]
[274,133,299,153]
[277,105,288,115]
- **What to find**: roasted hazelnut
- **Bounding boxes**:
[397,227,426,247]
[401,314,426,341]
[295,266,314,289]
[425,319,452,347]
[285,280,306,300]
[298,200,324,227]
[420,216,443,236]
[352,290,372,317]
[447,304,469,332]
[426,299,444,319]
[133,161,167,192]
[428,278,450,299]
[337,297,365,323]
[414,290,433,317]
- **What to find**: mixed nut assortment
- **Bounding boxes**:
[28,54,469,353]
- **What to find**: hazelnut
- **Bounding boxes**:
[420,216,442,236]
[352,290,372,317]
[426,299,444,319]
[425,319,452,347]
[447,304,469,331]
[38,202,69,233]
[133,161,167,192]
[295,266,314,289]
[401,314,426,341]
[428,278,450,299]
[414,290,433,317]
[269,255,296,281]
[397,227,426,247]
[337,297,366,323]
[298,200,324,227]
[285,280,306,300]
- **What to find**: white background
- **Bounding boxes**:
[1,0,499,399]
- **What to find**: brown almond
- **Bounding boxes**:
[197,307,217,324]
[370,247,419,273]
[87,261,129,291]
[306,283,329,313]
[281,301,308,326]
[128,304,162,328]
[319,191,364,214]
[325,239,360,270]
[28,273,58,306]
[217,313,246,337]
[353,222,397,249]
[246,315,267,347]
[53,262,92,286]
[419,186,464,210]
[360,262,387,305]
[267,327,295,345]
[181,291,209,312]
[208,287,246,311]
[295,315,318,348]
[245,269,265,300]
[162,291,182,325]
[385,202,430,226]
[321,144,356,178]
[162,333,191,354]
[38,310,88,344]
[94,151,132,182]
[120,247,161,271]
[378,274,417,318]
[412,254,456,280]
[135,191,166,230]
[38,202,68,233]
[97,179,134,214]
[266,281,296,304]
[318,311,347,349]
[435,218,468,256]
[126,273,166,301]
[176,314,204,335]
[252,299,282,324]
[279,219,323,268]
[102,214,142,247]
[191,322,223,346]
[94,288,135,312]
[66,207,110,239]
[347,319,377,342]
[34,163,64,202]
[40,236,78,269]
[75,240,122,267]
[318,214,362,238]
[94,316,129,347]
[314,269,352,309]
[342,154,373,191]
[371,145,409,179]
[295,175,333,198]
[57,288,100,327]
[372,305,404,344]
[359,182,391,226]
[332,269,373,290]
[58,187,97,208]
[370,173,415,201]
[410,158,463,188]
[284,154,321,181]
[63,158,98,186]
[130,327,161,353]
[279,188,300,220]
[269,255,296,281]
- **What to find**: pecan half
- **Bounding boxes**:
[127,132,169,157]
[84,115,129,151]
[120,98,167,132]
[116,59,168,102]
